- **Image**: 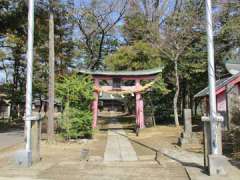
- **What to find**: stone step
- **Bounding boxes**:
[88,160,160,167]
[57,160,160,168]
[0,160,189,180]
[40,161,188,179]
[39,173,189,180]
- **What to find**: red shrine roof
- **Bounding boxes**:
[194,72,240,98]
[78,67,162,77]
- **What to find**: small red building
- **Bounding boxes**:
[195,73,240,129]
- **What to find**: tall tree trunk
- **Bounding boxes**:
[11,48,20,121]
[181,80,186,119]
[48,0,55,142]
[173,59,180,126]
[91,32,105,70]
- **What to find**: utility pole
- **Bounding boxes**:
[204,1,228,176]
[48,0,55,142]
[205,0,218,155]
[25,0,35,166]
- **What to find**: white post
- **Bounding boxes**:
[25,0,35,166]
[205,0,218,155]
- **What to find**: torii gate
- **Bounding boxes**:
[79,68,162,129]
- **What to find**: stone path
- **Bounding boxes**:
[104,120,137,161]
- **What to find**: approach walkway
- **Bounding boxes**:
[104,118,137,161]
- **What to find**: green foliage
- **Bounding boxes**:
[210,2,240,78]
[152,75,170,95]
[59,104,93,139]
[122,3,158,45]
[105,39,167,116]
[105,41,162,71]
[123,13,150,43]
[56,74,94,108]
[0,49,5,59]
[56,74,94,139]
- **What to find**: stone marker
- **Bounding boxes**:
[80,148,89,161]
[31,119,41,162]
[179,109,192,147]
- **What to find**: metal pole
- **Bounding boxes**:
[25,0,35,165]
[205,0,218,155]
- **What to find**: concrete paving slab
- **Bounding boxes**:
[104,120,137,162]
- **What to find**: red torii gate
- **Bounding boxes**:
[79,68,162,129]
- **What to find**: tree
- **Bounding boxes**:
[105,41,162,70]
[0,0,28,120]
[72,0,127,69]
[33,0,50,112]
[214,2,240,78]
[54,0,75,75]
[116,0,208,125]
[48,0,55,142]
[56,74,94,139]
[104,40,167,120]
[153,1,204,126]
[0,0,77,124]
[123,0,169,45]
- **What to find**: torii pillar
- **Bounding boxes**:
[92,78,99,128]
[135,79,145,128]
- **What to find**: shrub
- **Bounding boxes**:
[59,104,92,139]
[56,74,94,139]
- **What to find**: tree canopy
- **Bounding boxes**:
[0,0,239,125]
